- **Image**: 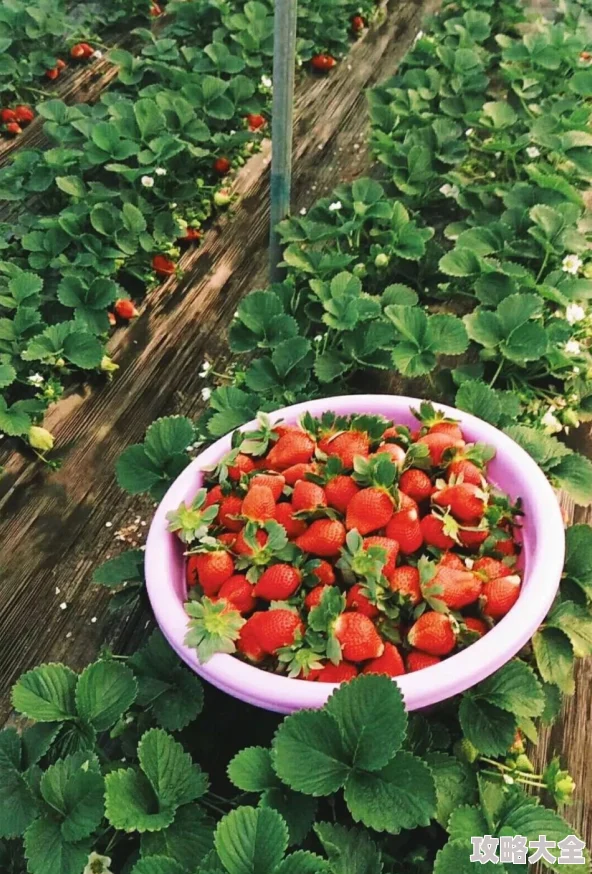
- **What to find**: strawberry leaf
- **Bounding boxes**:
[214,806,288,874]
[140,805,214,871]
[458,696,516,757]
[314,822,383,874]
[228,747,280,793]
[271,711,350,796]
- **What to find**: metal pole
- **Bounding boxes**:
[269,0,298,283]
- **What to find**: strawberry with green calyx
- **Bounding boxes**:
[205,448,255,485]
[184,596,245,662]
[432,482,487,524]
[218,532,237,549]
[406,650,441,672]
[459,616,489,644]
[472,556,511,581]
[254,563,302,601]
[274,502,307,538]
[166,488,218,544]
[266,430,316,470]
[345,583,380,619]
[304,585,330,610]
[292,480,327,512]
[238,412,281,458]
[249,472,285,501]
[388,565,421,606]
[543,758,577,806]
[412,401,464,441]
[383,423,412,446]
[307,586,347,663]
[418,431,466,466]
[218,494,244,532]
[362,642,406,677]
[295,519,346,557]
[371,442,406,466]
[186,541,235,595]
[253,608,304,655]
[419,556,482,612]
[481,574,521,620]
[216,574,256,614]
[346,455,398,534]
[333,612,384,662]
[234,520,290,570]
[445,442,496,483]
[233,525,268,557]
[337,531,393,600]
[308,456,361,514]
[419,511,457,549]
[311,559,336,586]
[241,484,276,523]
[407,611,457,656]
[236,613,266,661]
[282,462,318,486]
[319,430,371,469]
[386,498,423,554]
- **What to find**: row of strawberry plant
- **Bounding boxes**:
[0,0,378,449]
[176,0,592,506]
[1,501,592,874]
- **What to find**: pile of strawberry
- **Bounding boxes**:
[169,404,523,683]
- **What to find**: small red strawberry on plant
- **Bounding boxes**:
[246,113,266,131]
[311,53,337,72]
[213,156,231,175]
[4,122,22,136]
[14,105,34,125]
[0,109,16,123]
[351,14,366,32]
[152,254,177,277]
[114,299,139,320]
[150,2,163,15]
[180,227,201,242]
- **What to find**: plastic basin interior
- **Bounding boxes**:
[145,394,565,714]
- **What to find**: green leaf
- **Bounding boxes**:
[439,249,483,277]
[131,857,187,874]
[24,819,90,874]
[135,99,167,139]
[551,454,592,506]
[141,804,214,870]
[458,696,516,756]
[144,416,195,465]
[40,754,104,842]
[564,524,592,599]
[214,806,288,874]
[75,660,138,731]
[22,723,60,768]
[314,822,383,874]
[434,839,500,874]
[546,601,592,657]
[0,397,32,437]
[93,549,145,588]
[116,445,164,495]
[228,747,280,792]
[500,799,583,867]
[344,751,436,833]
[12,664,78,722]
[0,364,16,389]
[425,753,478,828]
[271,711,349,796]
[533,628,575,694]
[105,768,175,833]
[503,426,571,470]
[55,176,86,198]
[0,768,37,838]
[63,332,103,369]
[325,675,406,772]
[139,728,208,809]
[275,851,331,874]
[474,661,544,717]
[428,314,469,356]
[482,100,517,129]
[455,382,501,426]
[447,805,488,839]
[385,305,428,345]
[260,788,317,846]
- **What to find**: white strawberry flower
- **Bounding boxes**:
[541,406,562,433]
[84,852,113,874]
[155,167,167,176]
[562,254,582,275]
[565,303,586,324]
[91,50,103,60]
[328,200,342,211]
[299,207,307,215]
[27,373,44,386]
[564,339,582,355]
[261,75,272,88]
[141,175,155,188]
[526,146,540,159]
[439,183,459,199]
[465,128,474,137]
[201,386,212,401]
[199,360,212,378]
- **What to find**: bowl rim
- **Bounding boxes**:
[145,394,565,714]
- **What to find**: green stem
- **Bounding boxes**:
[536,251,550,283]
[488,358,504,389]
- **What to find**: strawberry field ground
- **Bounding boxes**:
[1,0,592,871]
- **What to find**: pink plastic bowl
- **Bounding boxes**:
[145,394,565,713]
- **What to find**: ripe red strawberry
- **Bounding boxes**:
[432,565,482,610]
[81,43,94,58]
[274,502,307,538]
[351,14,366,31]
[205,484,224,507]
[345,487,393,535]
[150,2,163,15]
[114,299,139,319]
[363,536,399,576]
[428,421,464,440]
[473,557,508,581]
[254,564,301,600]
[372,443,406,465]
[325,475,360,514]
[406,650,441,672]
[383,425,407,440]
[213,156,231,175]
[218,495,244,532]
[251,473,285,501]
[304,585,328,610]
[362,642,405,677]
[408,612,456,655]
[70,43,87,59]
[388,565,421,606]
[267,432,316,470]
[256,610,304,654]
[273,422,301,438]
[242,485,276,522]
[4,122,22,135]
[237,613,266,661]
[234,527,267,556]
[333,612,384,661]
[385,506,423,553]
[311,53,337,72]
[312,559,336,585]
[46,67,60,80]
[481,575,521,620]
[56,59,67,70]
[0,109,16,123]
[13,105,34,125]
[433,483,485,523]
[181,227,201,242]
[418,432,465,465]
[228,453,256,480]
[458,527,489,549]
[464,617,488,638]
[152,254,176,277]
[246,113,266,131]
[399,469,433,503]
[322,431,369,468]
[439,551,464,569]
[346,583,379,618]
[218,532,237,549]
[189,550,234,596]
[420,514,455,549]
[494,536,516,557]
[447,458,483,485]
[292,480,326,512]
[316,661,358,683]
[217,574,255,614]
[282,462,318,486]
[295,519,346,556]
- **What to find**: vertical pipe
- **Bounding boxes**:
[269,0,298,283]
